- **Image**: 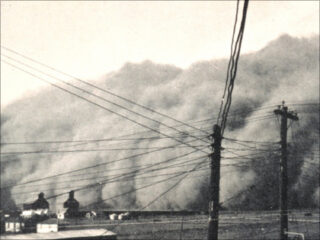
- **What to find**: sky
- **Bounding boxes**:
[1,1,319,107]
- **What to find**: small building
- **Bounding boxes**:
[4,217,25,233]
[36,218,58,233]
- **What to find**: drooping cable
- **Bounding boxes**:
[218,0,250,135]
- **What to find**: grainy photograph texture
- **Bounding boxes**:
[0,1,319,240]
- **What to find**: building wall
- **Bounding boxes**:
[37,223,58,233]
[5,221,24,233]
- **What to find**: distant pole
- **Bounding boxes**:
[179,215,184,240]
[274,101,298,240]
[208,125,222,240]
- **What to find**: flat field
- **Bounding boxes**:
[64,210,319,240]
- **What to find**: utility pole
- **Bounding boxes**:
[274,101,298,240]
[208,124,222,240]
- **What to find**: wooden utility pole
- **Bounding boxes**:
[274,101,298,240]
[208,124,222,240]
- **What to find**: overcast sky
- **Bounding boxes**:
[1,1,319,107]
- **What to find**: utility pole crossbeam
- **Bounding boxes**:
[208,125,222,240]
[274,102,298,240]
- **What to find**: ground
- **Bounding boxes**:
[62,210,319,240]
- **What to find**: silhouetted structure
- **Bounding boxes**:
[31,193,49,210]
[63,191,79,218]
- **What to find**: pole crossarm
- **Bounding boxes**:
[274,102,299,121]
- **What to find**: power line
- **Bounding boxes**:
[72,158,208,234]
[0,144,209,157]
[12,165,210,197]
[11,153,206,182]
[220,176,268,207]
[223,137,279,144]
[218,0,249,136]
[222,149,280,161]
[83,154,209,210]
[1,54,210,148]
[1,106,280,148]
[11,153,209,191]
[1,136,207,190]
[15,168,192,206]
[21,150,266,190]
[48,156,208,206]
[286,102,319,107]
[1,113,213,147]
[13,147,208,202]
[1,59,210,156]
[1,51,292,149]
[217,0,240,123]
[224,146,278,152]
[0,133,207,146]
[1,46,210,136]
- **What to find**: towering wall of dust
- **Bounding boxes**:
[1,35,319,211]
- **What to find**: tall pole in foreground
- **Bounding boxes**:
[208,125,222,240]
[274,102,298,240]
